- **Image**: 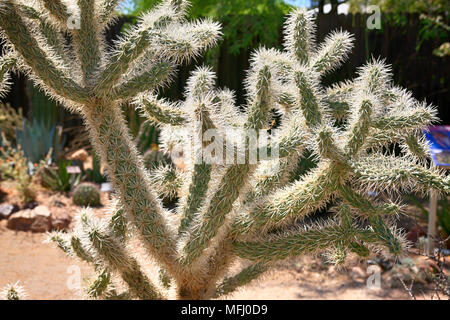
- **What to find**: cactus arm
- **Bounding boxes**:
[335,203,354,229]
[75,0,102,86]
[0,2,87,103]
[344,97,375,157]
[232,224,355,263]
[175,97,238,243]
[402,133,431,161]
[107,201,127,241]
[160,19,221,63]
[47,230,97,263]
[338,203,406,257]
[212,89,245,128]
[213,263,268,298]
[244,114,310,204]
[234,161,337,236]
[15,3,40,19]
[47,232,73,256]
[284,9,315,64]
[294,68,324,127]
[364,129,397,149]
[314,125,347,162]
[149,165,183,200]
[71,236,96,263]
[0,52,17,97]
[87,269,112,299]
[95,6,219,96]
[312,31,354,74]
[350,155,450,194]
[326,81,355,99]
[98,0,121,25]
[17,4,70,66]
[236,212,400,263]
[158,269,172,289]
[364,129,413,150]
[94,7,179,95]
[177,163,212,236]
[338,184,402,218]
[83,103,179,275]
[324,99,350,121]
[276,89,351,122]
[38,22,71,65]
[79,211,164,300]
[180,65,274,266]
[135,93,187,126]
[323,80,355,120]
[111,62,173,100]
[275,91,297,110]
[177,69,217,236]
[345,61,395,157]
[271,115,308,158]
[243,66,273,130]
[365,216,405,255]
[373,104,438,131]
[41,0,70,27]
[245,154,299,204]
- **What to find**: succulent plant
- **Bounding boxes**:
[73,182,101,207]
[0,0,448,300]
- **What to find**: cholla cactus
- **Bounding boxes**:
[1,1,448,300]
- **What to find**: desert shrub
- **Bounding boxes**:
[0,139,41,203]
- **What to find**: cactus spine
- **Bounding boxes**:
[0,1,448,300]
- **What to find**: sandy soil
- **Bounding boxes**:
[0,224,415,300]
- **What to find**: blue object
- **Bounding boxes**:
[424,126,450,167]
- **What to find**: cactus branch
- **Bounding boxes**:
[82,103,179,275]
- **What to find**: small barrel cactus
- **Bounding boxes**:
[73,183,101,207]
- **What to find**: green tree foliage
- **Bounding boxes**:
[348,0,449,56]
[348,0,448,16]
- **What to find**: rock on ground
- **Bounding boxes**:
[0,204,19,220]
[7,205,52,233]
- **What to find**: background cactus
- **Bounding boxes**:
[0,0,448,300]
[73,182,101,207]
